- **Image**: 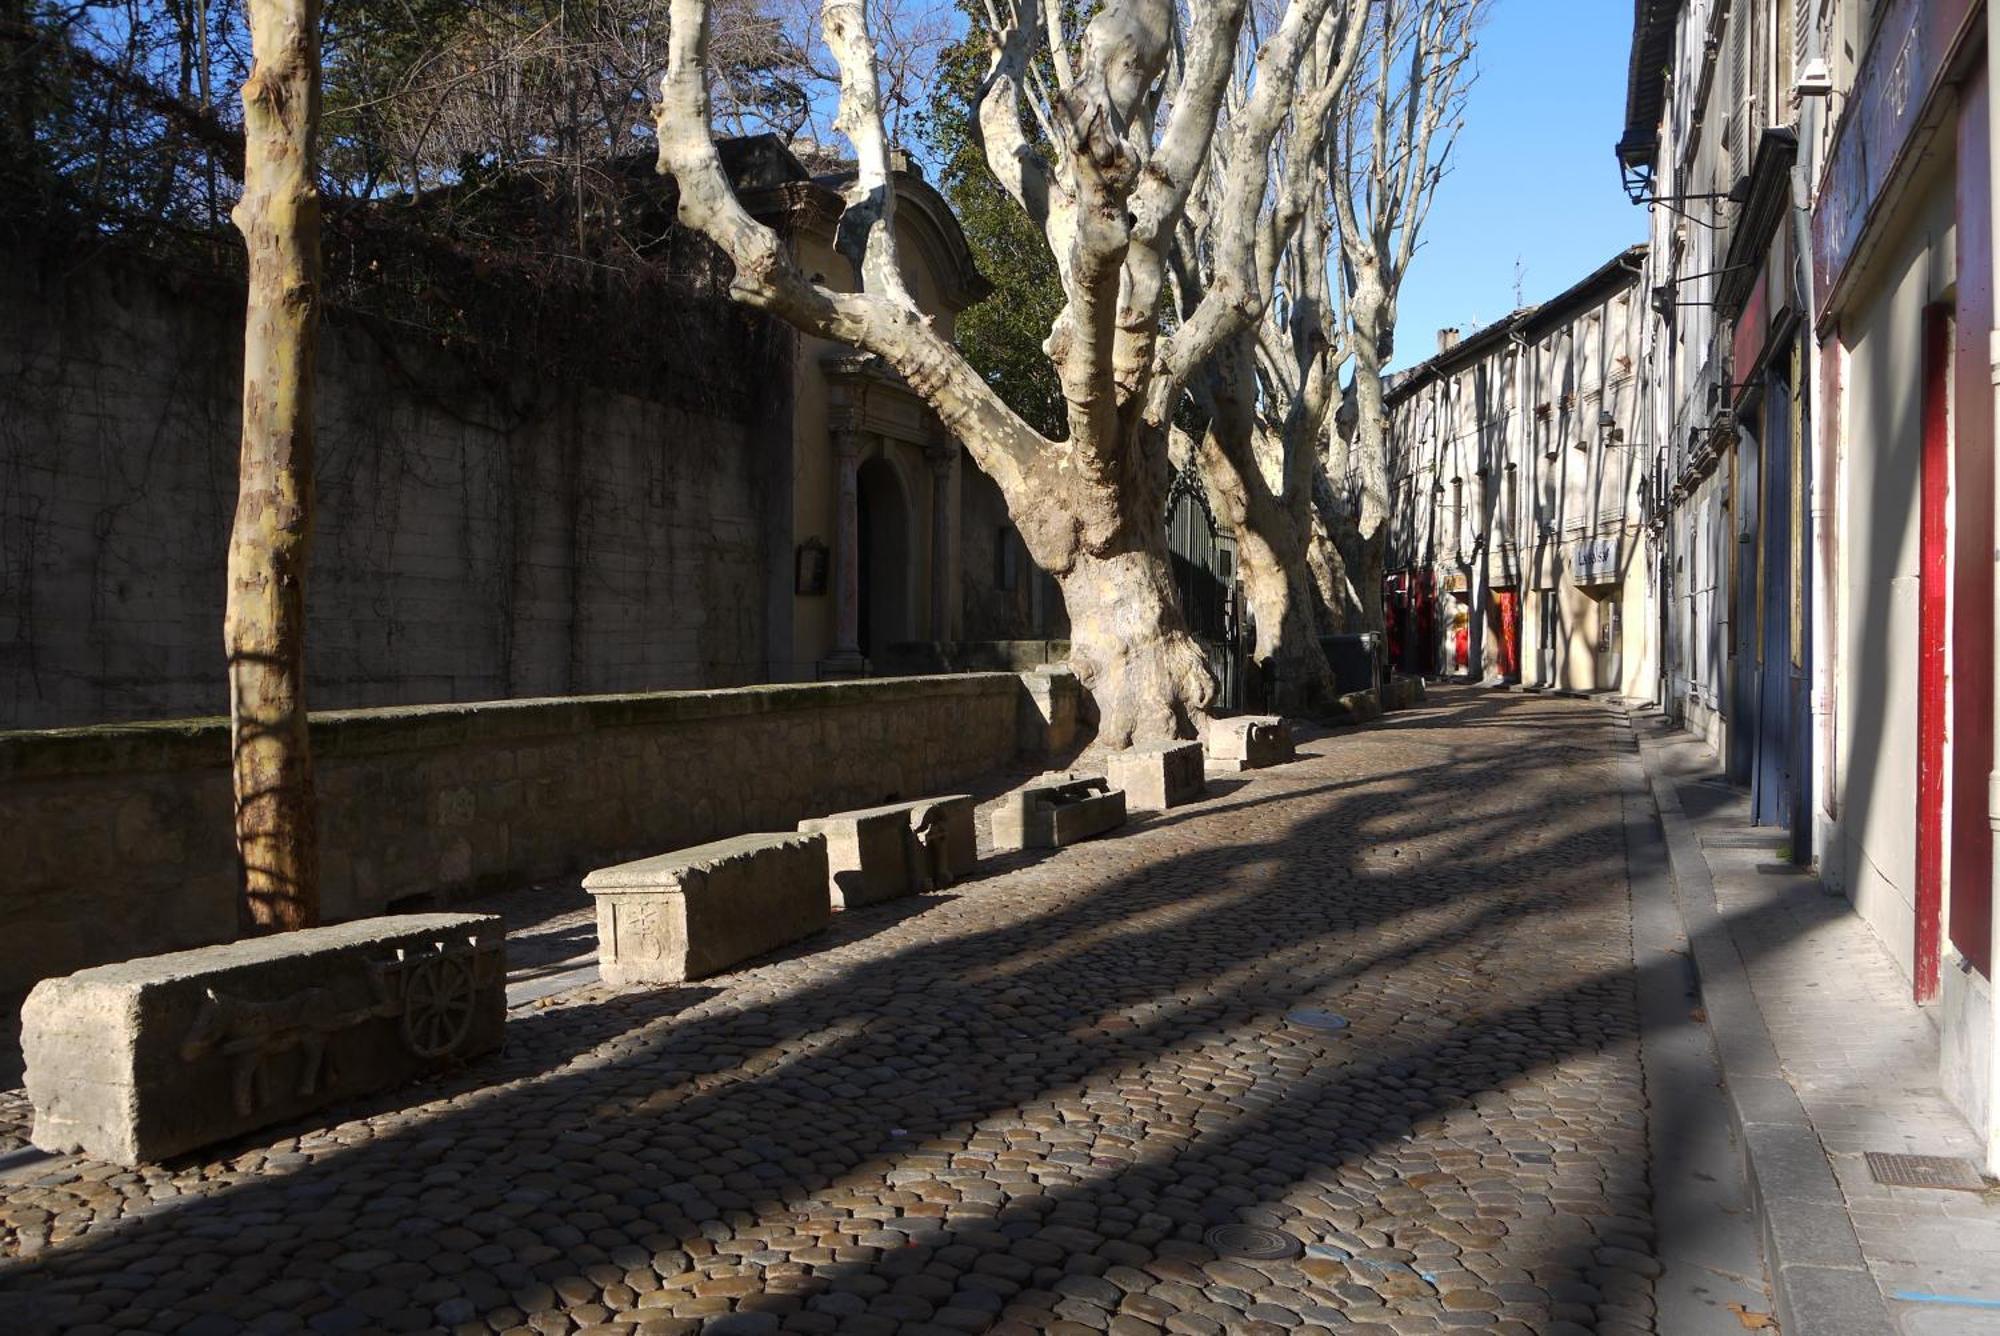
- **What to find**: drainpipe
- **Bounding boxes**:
[1506,328,1531,683]
[1660,247,1678,715]
[1984,0,2000,1179]
[1792,156,1833,878]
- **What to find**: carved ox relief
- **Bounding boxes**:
[178,937,499,1116]
[178,977,386,1117]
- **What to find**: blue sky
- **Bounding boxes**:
[1388,0,1646,370]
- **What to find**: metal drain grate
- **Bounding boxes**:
[1865,1152,1988,1192]
[1205,1224,1304,1261]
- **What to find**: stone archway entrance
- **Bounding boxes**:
[857,456,913,661]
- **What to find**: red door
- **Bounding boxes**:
[1496,590,1521,680]
[1415,573,1438,675]
[1916,303,1952,1003]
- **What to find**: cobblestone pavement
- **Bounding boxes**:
[1,689,1665,1334]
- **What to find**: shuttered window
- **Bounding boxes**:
[1729,0,1751,180]
[1779,0,1798,99]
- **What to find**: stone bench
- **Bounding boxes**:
[798,795,977,909]
[584,833,828,985]
[1206,715,1295,771]
[23,913,505,1166]
[993,776,1128,851]
[1104,740,1207,813]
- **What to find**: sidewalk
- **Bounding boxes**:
[1627,707,2000,1335]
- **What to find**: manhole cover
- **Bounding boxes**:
[1205,1224,1303,1261]
[1285,1009,1350,1033]
[1865,1152,1987,1192]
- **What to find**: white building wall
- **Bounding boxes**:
[1823,180,1956,979]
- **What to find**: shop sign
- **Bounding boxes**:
[1813,0,1976,303]
[1570,536,1622,587]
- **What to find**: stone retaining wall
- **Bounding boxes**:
[0,240,774,730]
[0,671,1080,996]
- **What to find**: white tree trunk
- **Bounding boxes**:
[656,0,1360,743]
[1344,278,1393,632]
[1188,339,1339,709]
[1061,544,1217,742]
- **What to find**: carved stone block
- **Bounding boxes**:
[798,794,976,908]
[585,832,829,985]
[1205,715,1296,771]
[23,914,505,1166]
[797,807,913,909]
[992,776,1128,851]
[905,795,977,887]
[1104,741,1207,813]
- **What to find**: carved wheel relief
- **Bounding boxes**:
[399,949,479,1059]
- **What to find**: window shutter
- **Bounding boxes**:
[1723,4,1747,179]
[1778,0,1797,98]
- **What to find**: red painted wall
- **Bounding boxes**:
[1951,74,1994,979]
[1918,303,1953,1003]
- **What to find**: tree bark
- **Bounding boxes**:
[227,0,321,932]
[1343,277,1394,634]
[1305,499,1356,633]
[1188,339,1338,710]
[1218,468,1334,708]
[1060,542,1217,744]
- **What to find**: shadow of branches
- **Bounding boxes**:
[1,689,1699,1334]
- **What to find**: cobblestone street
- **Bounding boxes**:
[0,691,1671,1334]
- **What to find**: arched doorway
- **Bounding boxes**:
[856,456,913,660]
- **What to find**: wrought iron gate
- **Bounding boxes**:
[1166,466,1245,709]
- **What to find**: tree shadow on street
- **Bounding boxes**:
[0,690,1758,1333]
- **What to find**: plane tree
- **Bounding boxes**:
[658,0,1367,743]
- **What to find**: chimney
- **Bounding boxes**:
[1438,327,1460,353]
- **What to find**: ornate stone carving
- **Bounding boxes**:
[907,804,954,893]
[179,982,358,1117]
[177,934,502,1113]
[27,914,506,1166]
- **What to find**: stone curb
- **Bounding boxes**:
[1621,709,1895,1336]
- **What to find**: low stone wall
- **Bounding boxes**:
[0,671,1080,996]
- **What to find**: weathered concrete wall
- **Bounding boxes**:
[1826,182,1950,984]
[0,243,771,729]
[0,671,1080,996]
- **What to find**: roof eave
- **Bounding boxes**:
[1619,0,1679,173]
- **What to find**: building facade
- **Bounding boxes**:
[1619,0,1998,1167]
[1384,248,1656,698]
